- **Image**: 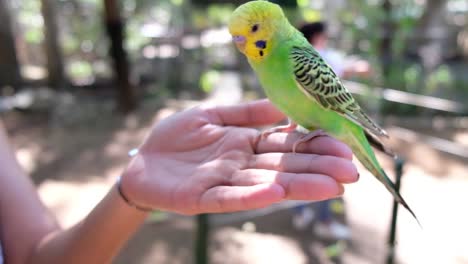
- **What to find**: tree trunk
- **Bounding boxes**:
[41,0,66,89]
[103,0,137,113]
[415,0,447,38]
[379,0,395,80]
[0,0,21,90]
[413,0,447,71]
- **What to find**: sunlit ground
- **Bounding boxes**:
[345,159,468,264]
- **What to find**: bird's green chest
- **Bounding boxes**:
[250,48,344,134]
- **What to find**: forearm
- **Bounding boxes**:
[1,120,148,263]
[0,121,59,264]
[31,183,149,264]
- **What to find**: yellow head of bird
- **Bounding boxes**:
[228,1,287,62]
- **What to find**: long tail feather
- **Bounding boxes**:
[346,130,420,226]
[379,168,421,227]
[364,131,397,159]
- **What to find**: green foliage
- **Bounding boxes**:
[199,70,220,93]
[191,5,236,29]
[340,0,423,74]
[207,5,235,27]
[301,9,321,23]
[391,1,422,57]
[24,28,44,44]
[67,60,93,80]
[171,0,184,6]
[297,0,308,8]
[125,21,152,52]
[426,65,454,93]
[17,0,44,44]
[403,64,423,92]
[9,0,465,109]
[330,0,468,115]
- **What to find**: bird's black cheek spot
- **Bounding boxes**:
[259,50,264,57]
[255,40,267,49]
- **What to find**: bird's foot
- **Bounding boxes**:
[292,129,328,153]
[260,122,298,140]
[253,122,298,152]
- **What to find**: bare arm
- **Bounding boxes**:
[0,121,59,264]
[0,121,148,264]
[31,186,148,264]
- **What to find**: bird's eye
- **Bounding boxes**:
[252,24,259,32]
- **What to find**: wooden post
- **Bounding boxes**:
[195,214,209,264]
[41,0,66,89]
[103,0,137,113]
[386,157,405,264]
[0,0,21,90]
[380,0,395,79]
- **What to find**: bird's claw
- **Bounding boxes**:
[260,122,298,140]
[254,122,298,153]
[292,129,328,153]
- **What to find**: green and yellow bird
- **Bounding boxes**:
[228,0,418,222]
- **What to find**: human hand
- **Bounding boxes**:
[120,100,358,215]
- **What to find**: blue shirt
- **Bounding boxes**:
[316,48,345,78]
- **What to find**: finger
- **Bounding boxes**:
[199,183,285,213]
[203,99,286,127]
[251,153,358,183]
[256,132,353,160]
[229,169,344,201]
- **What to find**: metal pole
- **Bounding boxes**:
[195,214,209,264]
[386,157,405,264]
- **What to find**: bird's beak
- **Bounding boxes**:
[232,35,246,52]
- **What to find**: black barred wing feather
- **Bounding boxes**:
[290,46,389,139]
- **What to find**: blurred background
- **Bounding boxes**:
[0,0,467,263]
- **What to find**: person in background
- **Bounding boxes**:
[292,21,371,240]
[0,99,358,263]
[300,21,371,79]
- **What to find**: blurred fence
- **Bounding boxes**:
[344,80,468,159]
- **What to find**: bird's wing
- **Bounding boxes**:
[290,45,388,138]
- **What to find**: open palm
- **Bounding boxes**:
[121,100,358,215]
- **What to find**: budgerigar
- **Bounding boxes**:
[228,0,418,223]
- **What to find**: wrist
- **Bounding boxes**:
[116,176,153,212]
[119,155,154,212]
